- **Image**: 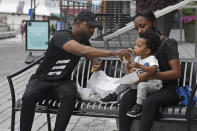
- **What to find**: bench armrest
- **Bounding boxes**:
[7,56,44,108]
[186,83,197,119]
[7,56,44,78]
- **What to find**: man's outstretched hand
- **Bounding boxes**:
[113,49,130,58]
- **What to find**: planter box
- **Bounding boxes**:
[184,23,195,43]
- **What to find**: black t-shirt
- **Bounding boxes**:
[156,37,179,87]
[32,30,81,81]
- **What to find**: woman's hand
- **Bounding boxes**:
[91,58,101,73]
[128,68,136,73]
[130,62,140,68]
[126,62,138,73]
[154,59,181,80]
[134,72,151,84]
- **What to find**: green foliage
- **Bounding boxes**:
[183,2,197,16]
[50,24,56,34]
[180,2,197,24]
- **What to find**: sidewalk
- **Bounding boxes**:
[0,34,43,82]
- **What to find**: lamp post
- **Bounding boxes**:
[30,0,36,20]
[25,0,37,64]
[60,0,62,29]
[195,7,197,57]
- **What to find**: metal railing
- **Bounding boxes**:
[102,0,197,58]
[103,0,197,48]
[59,1,133,39]
[103,0,194,42]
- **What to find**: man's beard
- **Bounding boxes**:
[81,33,93,42]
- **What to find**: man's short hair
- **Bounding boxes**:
[139,29,161,54]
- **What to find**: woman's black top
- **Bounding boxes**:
[155,37,179,88]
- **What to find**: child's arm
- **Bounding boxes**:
[124,63,136,73]
[124,63,129,72]
[131,62,157,74]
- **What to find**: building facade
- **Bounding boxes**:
[0,0,60,31]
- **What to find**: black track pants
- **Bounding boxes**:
[119,87,179,131]
[20,79,77,131]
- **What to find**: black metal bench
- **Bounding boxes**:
[7,57,197,131]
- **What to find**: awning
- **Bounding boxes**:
[0,3,17,14]
[0,2,50,16]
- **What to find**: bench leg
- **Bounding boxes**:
[46,112,52,131]
[11,109,16,131]
[187,120,191,131]
[116,118,119,130]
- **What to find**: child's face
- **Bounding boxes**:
[133,38,150,58]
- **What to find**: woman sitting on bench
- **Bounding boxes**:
[118,9,181,131]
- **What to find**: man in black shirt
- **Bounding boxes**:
[20,10,129,131]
